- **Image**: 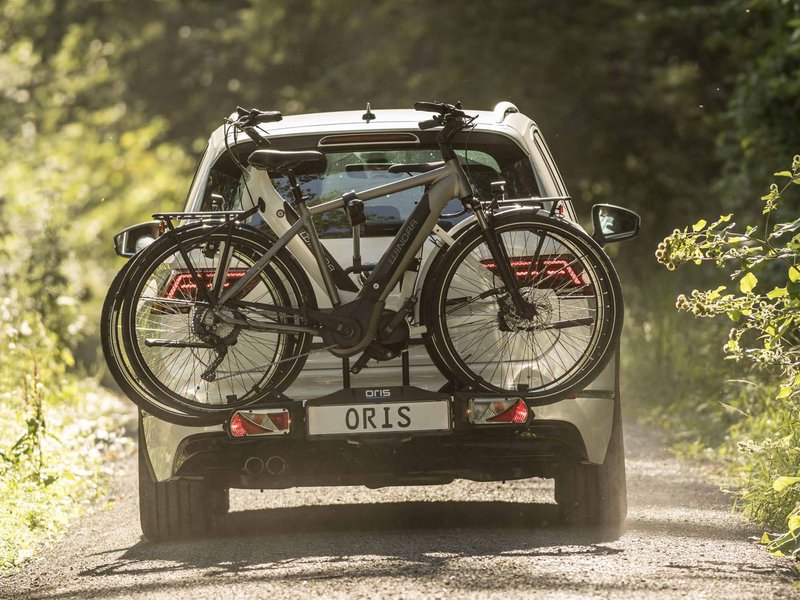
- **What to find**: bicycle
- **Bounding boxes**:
[105,101,623,424]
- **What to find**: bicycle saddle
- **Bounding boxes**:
[248,149,326,173]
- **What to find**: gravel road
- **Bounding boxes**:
[1,419,797,599]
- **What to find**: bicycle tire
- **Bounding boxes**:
[101,253,223,426]
[118,223,316,420]
[421,212,623,401]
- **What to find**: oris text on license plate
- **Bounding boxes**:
[306,400,450,436]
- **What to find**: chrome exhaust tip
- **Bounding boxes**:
[244,456,265,475]
[265,456,286,476]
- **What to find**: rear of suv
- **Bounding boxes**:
[115,102,630,541]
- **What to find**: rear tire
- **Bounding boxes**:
[138,416,229,542]
[555,388,627,534]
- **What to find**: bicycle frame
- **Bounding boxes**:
[217,157,472,314]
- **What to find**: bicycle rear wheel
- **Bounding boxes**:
[102,251,224,425]
[118,224,315,419]
[422,212,622,401]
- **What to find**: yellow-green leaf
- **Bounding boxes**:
[707,286,726,301]
[774,171,793,178]
[788,514,800,533]
[739,272,758,293]
[767,287,788,299]
[789,266,800,283]
[761,532,771,544]
[773,476,800,492]
[692,219,707,232]
[776,386,793,400]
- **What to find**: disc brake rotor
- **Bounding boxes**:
[498,288,555,332]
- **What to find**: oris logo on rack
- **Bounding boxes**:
[365,389,391,399]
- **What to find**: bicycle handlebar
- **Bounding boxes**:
[418,116,442,130]
[227,107,282,147]
[414,100,475,161]
[413,101,454,114]
[235,106,283,126]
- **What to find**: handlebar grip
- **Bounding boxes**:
[414,101,447,114]
[253,111,283,124]
[235,107,283,124]
[418,118,441,130]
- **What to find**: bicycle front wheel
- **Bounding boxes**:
[119,224,316,418]
[422,212,623,401]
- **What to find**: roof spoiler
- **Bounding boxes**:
[493,101,519,123]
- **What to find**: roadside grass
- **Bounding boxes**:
[0,381,134,572]
[0,296,134,572]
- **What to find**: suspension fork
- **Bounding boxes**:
[469,199,534,316]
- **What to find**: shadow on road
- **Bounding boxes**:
[222,500,570,537]
[70,501,622,589]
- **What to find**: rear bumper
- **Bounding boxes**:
[171,419,587,489]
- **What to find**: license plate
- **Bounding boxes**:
[307,400,450,437]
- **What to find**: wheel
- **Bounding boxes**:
[118,223,315,421]
[555,385,627,533]
[421,212,623,400]
[102,254,215,426]
[138,416,229,542]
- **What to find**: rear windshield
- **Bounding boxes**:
[196,131,540,237]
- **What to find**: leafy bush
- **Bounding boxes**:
[658,156,800,556]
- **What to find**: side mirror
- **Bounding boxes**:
[113,221,161,258]
[592,204,640,246]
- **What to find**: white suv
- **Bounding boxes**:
[111,102,636,541]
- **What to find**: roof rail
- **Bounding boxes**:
[493,101,519,123]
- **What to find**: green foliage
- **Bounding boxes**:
[658,156,800,395]
[0,291,133,570]
[659,157,800,555]
[0,0,195,364]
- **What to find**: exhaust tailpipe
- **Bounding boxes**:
[244,456,264,475]
[265,456,286,476]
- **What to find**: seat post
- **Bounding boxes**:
[286,169,305,205]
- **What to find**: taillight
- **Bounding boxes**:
[164,269,251,302]
[228,409,291,438]
[480,256,584,287]
[468,398,530,425]
[489,399,529,423]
